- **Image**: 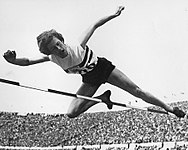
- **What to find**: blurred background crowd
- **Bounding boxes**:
[0,101,188,149]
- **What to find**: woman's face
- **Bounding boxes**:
[47,36,68,58]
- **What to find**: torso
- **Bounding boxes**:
[49,44,98,74]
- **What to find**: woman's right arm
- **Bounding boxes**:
[3,50,50,66]
[79,6,125,49]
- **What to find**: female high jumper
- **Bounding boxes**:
[3,6,185,118]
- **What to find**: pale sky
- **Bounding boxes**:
[0,0,188,114]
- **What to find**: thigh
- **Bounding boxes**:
[68,83,100,110]
[107,68,139,94]
[76,82,100,96]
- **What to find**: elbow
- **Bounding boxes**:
[21,60,30,66]
[16,63,29,66]
[19,63,30,66]
[17,59,31,66]
[5,58,31,66]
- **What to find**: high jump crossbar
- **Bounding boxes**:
[0,78,169,115]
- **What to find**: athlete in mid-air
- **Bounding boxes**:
[3,6,185,118]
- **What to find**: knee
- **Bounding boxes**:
[66,112,77,118]
[66,109,80,118]
[66,107,80,118]
[66,98,80,118]
[66,103,81,118]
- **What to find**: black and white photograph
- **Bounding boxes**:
[0,0,188,149]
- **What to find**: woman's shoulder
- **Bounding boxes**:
[67,42,87,52]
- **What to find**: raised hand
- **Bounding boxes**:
[3,50,16,62]
[114,6,125,17]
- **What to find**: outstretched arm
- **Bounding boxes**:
[79,6,125,48]
[3,50,50,66]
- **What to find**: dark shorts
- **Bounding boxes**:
[81,57,115,86]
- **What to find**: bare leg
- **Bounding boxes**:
[67,83,111,118]
[107,68,174,113]
[67,68,185,118]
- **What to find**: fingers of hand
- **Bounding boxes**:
[115,6,125,16]
[119,6,125,12]
[119,6,125,11]
[3,50,16,59]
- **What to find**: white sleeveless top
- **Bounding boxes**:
[49,44,98,74]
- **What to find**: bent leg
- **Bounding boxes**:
[67,83,112,118]
[107,68,174,113]
[67,83,99,118]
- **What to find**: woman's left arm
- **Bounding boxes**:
[79,6,125,48]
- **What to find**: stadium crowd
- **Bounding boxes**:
[0,101,188,149]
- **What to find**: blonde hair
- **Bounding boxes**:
[37,29,64,55]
